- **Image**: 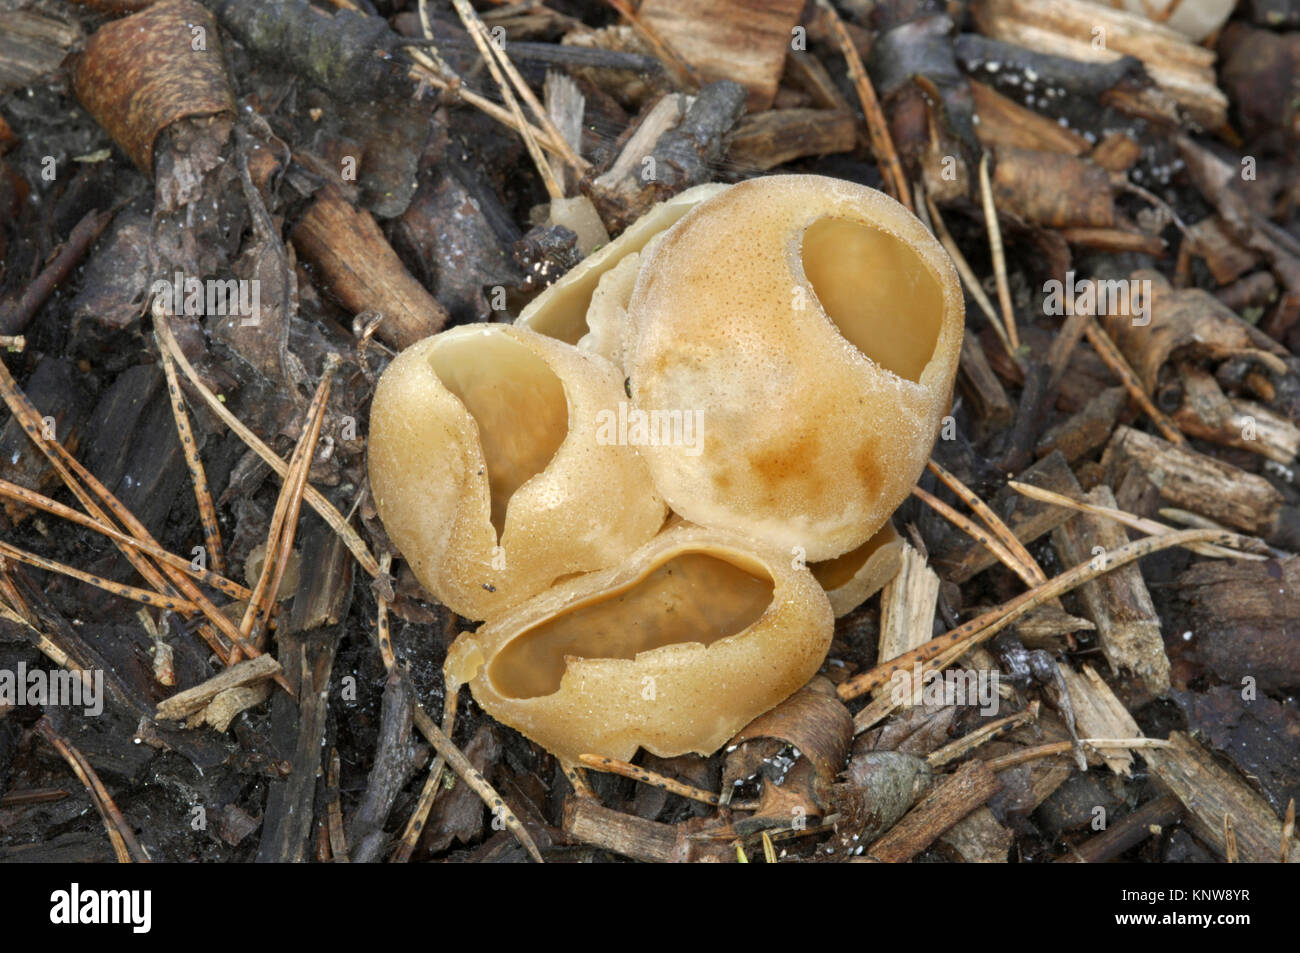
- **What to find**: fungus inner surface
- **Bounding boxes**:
[801,217,943,384]
[427,334,568,539]
[489,552,775,699]
[811,521,896,590]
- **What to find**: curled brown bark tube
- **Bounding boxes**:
[71,0,235,174]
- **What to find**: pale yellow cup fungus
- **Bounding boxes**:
[368,324,666,621]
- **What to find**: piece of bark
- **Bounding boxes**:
[393,157,524,326]
[209,0,411,103]
[938,806,1014,862]
[82,365,187,541]
[970,79,1089,156]
[1218,23,1300,146]
[1146,732,1299,863]
[958,330,1015,433]
[71,0,235,173]
[292,185,448,350]
[860,760,1001,863]
[1175,686,1300,816]
[991,147,1115,228]
[1187,215,1260,285]
[347,667,419,862]
[1176,136,1300,295]
[1103,425,1287,539]
[286,515,355,635]
[156,653,282,721]
[638,0,806,110]
[562,796,733,863]
[1172,363,1300,465]
[1036,386,1127,463]
[0,10,81,95]
[68,212,152,332]
[1217,271,1277,315]
[783,50,853,113]
[255,625,342,863]
[1052,487,1169,693]
[933,451,1081,583]
[727,109,856,171]
[1171,556,1300,694]
[421,725,499,856]
[1057,664,1141,775]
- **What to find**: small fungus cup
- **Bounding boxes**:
[443,525,834,761]
[367,324,666,621]
[626,175,964,562]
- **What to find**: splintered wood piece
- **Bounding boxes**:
[877,543,941,678]
[201,681,272,732]
[1057,664,1141,775]
[1036,386,1127,463]
[156,653,282,720]
[292,187,448,350]
[990,147,1116,229]
[1103,425,1284,537]
[1146,732,1300,863]
[861,761,1000,863]
[1052,486,1169,693]
[637,0,804,110]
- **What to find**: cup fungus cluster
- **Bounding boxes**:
[369,174,964,761]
